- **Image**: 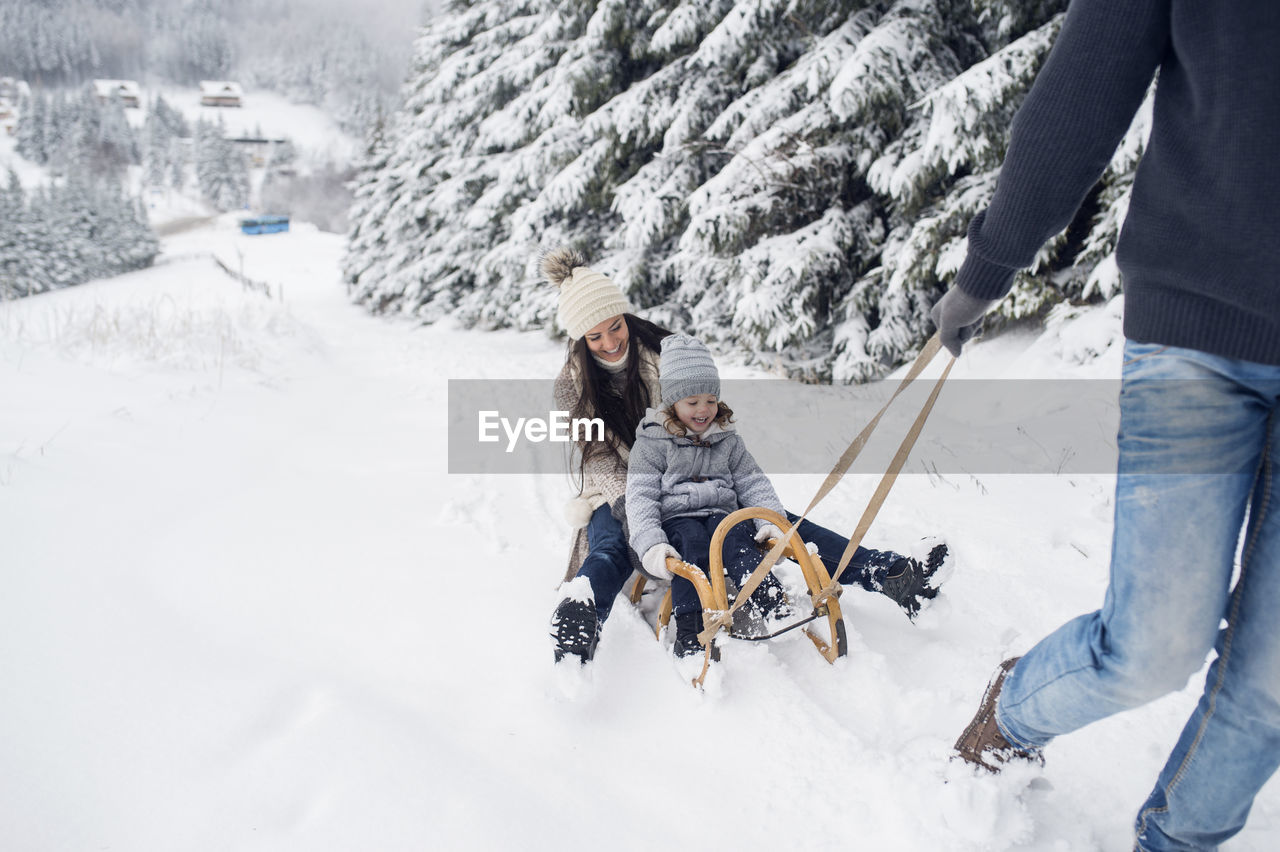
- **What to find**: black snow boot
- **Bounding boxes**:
[731,573,792,637]
[880,556,937,620]
[921,541,949,585]
[550,597,599,664]
[673,610,707,658]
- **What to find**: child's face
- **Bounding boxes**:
[673,394,718,433]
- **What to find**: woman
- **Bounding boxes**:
[543,248,946,663]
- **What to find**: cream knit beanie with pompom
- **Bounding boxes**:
[541,247,633,340]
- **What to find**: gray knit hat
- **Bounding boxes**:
[541,247,633,340]
[660,334,720,405]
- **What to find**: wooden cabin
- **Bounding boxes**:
[0,77,31,104]
[199,81,244,108]
[229,136,288,167]
[92,79,141,108]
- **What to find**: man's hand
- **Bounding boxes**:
[931,287,998,357]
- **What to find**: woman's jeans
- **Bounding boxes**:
[576,505,905,624]
[994,341,1280,851]
[576,504,633,625]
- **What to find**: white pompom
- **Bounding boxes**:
[564,497,596,528]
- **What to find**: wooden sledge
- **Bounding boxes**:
[628,506,848,664]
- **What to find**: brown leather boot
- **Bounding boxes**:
[954,657,1043,772]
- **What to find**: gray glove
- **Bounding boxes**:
[930,287,998,357]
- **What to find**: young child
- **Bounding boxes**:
[625,334,792,657]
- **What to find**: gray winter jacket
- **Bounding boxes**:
[625,408,785,566]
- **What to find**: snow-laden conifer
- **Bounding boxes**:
[344,0,1142,382]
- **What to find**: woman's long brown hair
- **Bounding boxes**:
[566,313,671,481]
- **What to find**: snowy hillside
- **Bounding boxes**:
[2,223,1277,851]
[142,86,362,168]
[0,83,359,192]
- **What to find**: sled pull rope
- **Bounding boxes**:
[831,339,955,582]
[691,335,953,685]
[810,579,842,610]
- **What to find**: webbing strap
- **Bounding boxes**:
[833,349,955,580]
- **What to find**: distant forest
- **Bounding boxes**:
[0,0,426,133]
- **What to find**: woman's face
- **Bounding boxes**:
[673,394,718,433]
[583,315,629,362]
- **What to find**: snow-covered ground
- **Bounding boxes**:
[2,223,1277,851]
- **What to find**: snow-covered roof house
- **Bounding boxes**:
[92,79,141,108]
[0,77,31,105]
[200,81,244,107]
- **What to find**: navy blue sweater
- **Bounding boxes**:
[955,0,1280,364]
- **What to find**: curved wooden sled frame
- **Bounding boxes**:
[629,507,848,663]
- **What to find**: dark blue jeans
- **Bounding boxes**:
[664,512,764,617]
[577,504,634,625]
[786,512,903,592]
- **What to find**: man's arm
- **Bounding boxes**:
[955,0,1170,301]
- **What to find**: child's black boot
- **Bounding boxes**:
[921,540,950,586]
[879,556,931,620]
[732,573,793,636]
[673,610,706,658]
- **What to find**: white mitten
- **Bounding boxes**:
[563,497,595,529]
[642,543,678,581]
[754,523,787,544]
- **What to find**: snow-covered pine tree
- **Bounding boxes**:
[87,179,159,275]
[41,91,72,168]
[168,136,188,192]
[96,90,139,175]
[143,108,171,188]
[194,117,249,211]
[46,89,98,178]
[0,164,158,298]
[0,169,26,298]
[17,185,60,296]
[13,91,46,164]
[43,173,100,288]
[347,0,1142,381]
[23,86,140,180]
[151,94,189,139]
[140,92,192,188]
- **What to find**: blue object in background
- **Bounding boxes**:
[239,215,290,235]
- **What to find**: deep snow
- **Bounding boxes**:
[2,219,1277,851]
